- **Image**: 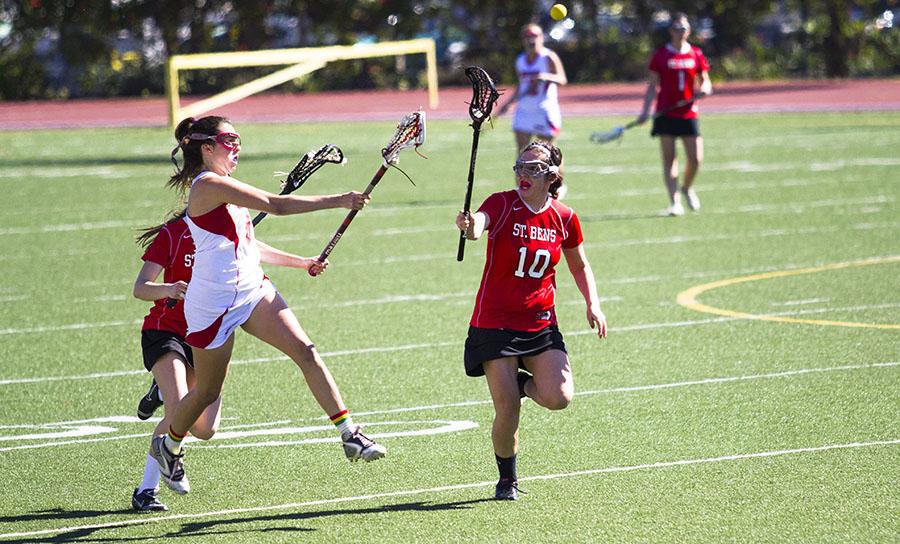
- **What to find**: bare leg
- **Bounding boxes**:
[152,355,223,440]
[681,136,703,190]
[240,291,345,417]
[168,336,233,437]
[483,357,521,458]
[659,135,680,204]
[522,349,573,410]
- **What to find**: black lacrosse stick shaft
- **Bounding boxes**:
[457,126,481,261]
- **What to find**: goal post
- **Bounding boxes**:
[165,38,439,128]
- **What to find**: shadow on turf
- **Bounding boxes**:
[7,498,495,543]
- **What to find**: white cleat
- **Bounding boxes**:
[682,187,701,211]
[149,435,190,494]
[341,427,386,462]
[666,201,685,217]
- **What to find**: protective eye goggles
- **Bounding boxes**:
[188,131,241,150]
[671,25,690,32]
[513,159,559,177]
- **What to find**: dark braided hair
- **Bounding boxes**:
[522,141,564,199]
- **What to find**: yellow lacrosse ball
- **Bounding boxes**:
[550,4,567,21]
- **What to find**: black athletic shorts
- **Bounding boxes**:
[464,325,567,377]
[651,116,700,137]
[141,330,194,372]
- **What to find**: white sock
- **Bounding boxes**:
[138,453,161,492]
[164,434,183,454]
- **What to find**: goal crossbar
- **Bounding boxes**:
[165,38,439,128]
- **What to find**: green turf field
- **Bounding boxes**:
[0,112,898,543]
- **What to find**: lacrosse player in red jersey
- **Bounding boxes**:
[636,12,712,216]
[131,207,335,511]
[455,141,607,501]
[148,115,385,498]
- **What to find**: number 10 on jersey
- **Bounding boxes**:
[514,247,551,278]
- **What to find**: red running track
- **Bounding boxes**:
[1,79,898,130]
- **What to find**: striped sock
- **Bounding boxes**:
[329,409,355,437]
[164,426,185,453]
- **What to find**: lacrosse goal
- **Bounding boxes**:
[165,38,439,128]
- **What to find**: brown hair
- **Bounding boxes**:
[135,208,187,248]
[168,115,230,198]
[522,141,564,198]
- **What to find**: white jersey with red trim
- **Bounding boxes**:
[182,171,270,349]
[513,48,562,137]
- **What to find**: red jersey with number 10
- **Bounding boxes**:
[649,43,710,119]
[140,218,194,335]
[471,190,583,331]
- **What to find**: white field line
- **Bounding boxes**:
[2,303,898,385]
[2,438,897,539]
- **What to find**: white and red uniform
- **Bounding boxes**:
[471,190,583,331]
[141,218,193,336]
[512,49,562,137]
[183,171,275,349]
[649,43,710,119]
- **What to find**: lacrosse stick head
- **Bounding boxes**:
[464,66,500,125]
[281,144,345,192]
[382,110,426,165]
[590,126,625,144]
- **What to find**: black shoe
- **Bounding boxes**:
[494,478,522,501]
[137,380,163,420]
[131,487,168,512]
[516,371,532,399]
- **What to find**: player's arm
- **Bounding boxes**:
[257,240,327,275]
[190,174,368,216]
[636,72,659,125]
[562,244,607,339]
[538,50,568,85]
[497,71,523,115]
[455,210,491,241]
[696,69,712,96]
[133,261,186,302]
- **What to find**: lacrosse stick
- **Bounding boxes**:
[309,110,426,276]
[457,66,500,262]
[590,93,707,144]
[252,144,345,226]
[165,145,345,307]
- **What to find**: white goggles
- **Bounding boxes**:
[513,159,559,177]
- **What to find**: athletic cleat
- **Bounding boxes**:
[131,487,168,512]
[666,201,685,217]
[517,371,532,399]
[682,187,701,211]
[341,426,386,462]
[149,435,190,494]
[494,478,523,501]
[137,379,163,420]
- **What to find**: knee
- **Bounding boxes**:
[194,385,223,407]
[190,422,219,441]
[291,343,319,369]
[541,387,573,410]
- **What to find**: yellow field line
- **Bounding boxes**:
[676,255,900,329]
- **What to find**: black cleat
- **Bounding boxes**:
[131,487,168,512]
[494,478,522,501]
[516,371,532,399]
[137,379,163,420]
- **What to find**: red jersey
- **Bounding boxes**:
[140,218,194,335]
[471,190,583,331]
[649,44,710,119]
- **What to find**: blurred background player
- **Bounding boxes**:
[455,141,606,501]
[497,23,568,154]
[636,12,712,216]
[149,115,385,498]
